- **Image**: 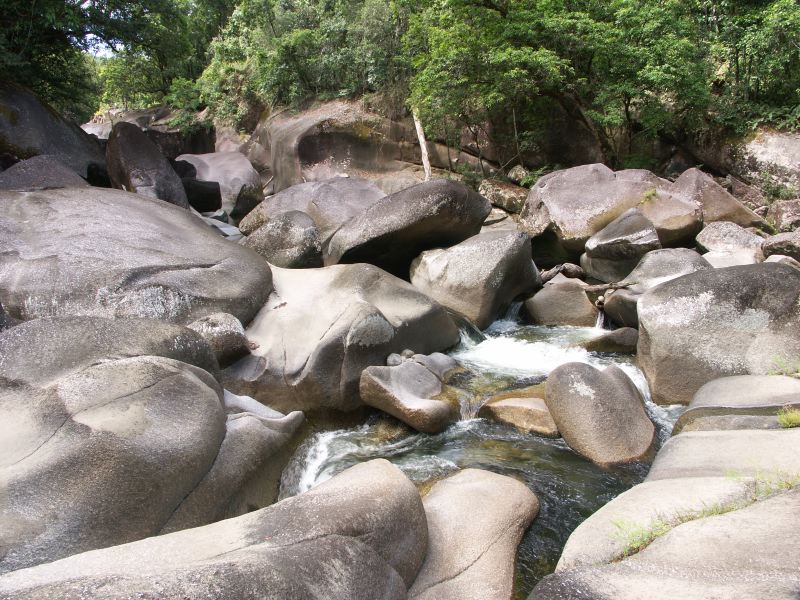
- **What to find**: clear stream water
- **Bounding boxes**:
[278,314,684,598]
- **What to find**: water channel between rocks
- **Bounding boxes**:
[278,314,685,598]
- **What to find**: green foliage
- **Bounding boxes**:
[611,496,750,558]
[758,173,799,204]
[520,165,558,188]
[199,0,412,126]
[777,407,800,429]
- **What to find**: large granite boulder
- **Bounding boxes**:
[520,164,703,254]
[696,221,765,267]
[602,248,712,328]
[239,177,386,247]
[0,188,272,325]
[578,327,638,354]
[646,429,800,481]
[242,210,323,268]
[544,363,655,466]
[0,82,105,178]
[410,231,540,329]
[409,469,539,600]
[695,221,764,254]
[0,155,87,190]
[673,375,800,434]
[580,208,661,282]
[106,122,189,208]
[637,263,800,404]
[360,353,459,433]
[265,99,483,193]
[478,396,558,437]
[762,231,800,261]
[690,128,800,191]
[524,277,598,327]
[175,151,262,219]
[0,316,302,573]
[224,264,460,413]
[0,459,426,599]
[671,168,764,228]
[557,476,757,570]
[327,179,491,277]
[532,487,800,600]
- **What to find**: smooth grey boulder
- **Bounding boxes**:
[0,459,426,600]
[695,221,764,254]
[579,327,638,354]
[532,487,800,600]
[524,278,598,327]
[409,469,539,600]
[410,231,540,329]
[581,209,661,282]
[637,263,800,404]
[672,167,765,228]
[0,82,105,178]
[520,164,702,254]
[106,122,189,208]
[0,155,88,190]
[360,354,459,434]
[239,177,386,245]
[0,188,272,325]
[478,178,528,213]
[673,375,800,434]
[161,390,304,533]
[557,476,757,570]
[602,289,640,329]
[701,248,763,268]
[545,363,655,466]
[224,264,460,414]
[478,396,558,437]
[603,248,713,328]
[242,210,323,268]
[0,318,218,572]
[620,248,713,293]
[176,151,262,219]
[646,429,800,481]
[187,312,251,367]
[0,316,303,574]
[763,231,800,261]
[327,179,491,277]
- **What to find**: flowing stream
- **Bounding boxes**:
[279,315,684,598]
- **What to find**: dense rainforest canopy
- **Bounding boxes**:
[3,0,799,165]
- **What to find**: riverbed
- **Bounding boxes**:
[279,315,684,598]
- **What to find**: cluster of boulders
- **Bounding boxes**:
[2,81,800,599]
[531,373,800,599]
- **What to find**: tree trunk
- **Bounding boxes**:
[413,110,432,181]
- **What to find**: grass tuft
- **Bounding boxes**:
[777,406,800,429]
